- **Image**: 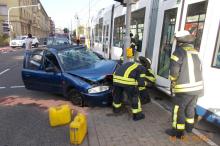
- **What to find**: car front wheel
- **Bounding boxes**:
[68,89,84,107]
[35,43,38,48]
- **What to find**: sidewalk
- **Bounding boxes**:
[0,96,213,146]
[0,46,15,53]
[85,102,209,146]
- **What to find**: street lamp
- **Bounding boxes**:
[8,3,41,43]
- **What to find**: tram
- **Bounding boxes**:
[90,0,220,126]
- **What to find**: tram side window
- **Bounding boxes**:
[131,8,146,52]
[157,8,177,78]
[99,18,103,42]
[212,23,220,68]
[184,1,208,50]
[113,15,125,48]
[95,24,99,42]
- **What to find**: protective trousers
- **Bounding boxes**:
[139,87,151,104]
[113,86,142,114]
[172,94,198,133]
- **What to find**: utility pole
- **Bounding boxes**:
[124,0,132,62]
[114,0,139,62]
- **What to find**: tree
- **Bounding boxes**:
[63,28,69,33]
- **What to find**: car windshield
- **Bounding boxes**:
[58,48,101,71]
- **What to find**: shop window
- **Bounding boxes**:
[157,8,177,78]
[184,1,208,50]
[212,22,220,68]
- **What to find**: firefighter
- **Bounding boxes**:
[138,56,156,104]
[112,56,151,121]
[167,30,204,138]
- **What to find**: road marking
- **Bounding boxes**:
[10,85,25,88]
[152,99,218,146]
[0,87,6,89]
[0,68,10,75]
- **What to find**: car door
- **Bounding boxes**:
[39,50,63,94]
[22,49,45,90]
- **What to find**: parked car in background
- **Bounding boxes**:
[44,36,70,46]
[10,35,39,48]
[22,45,117,106]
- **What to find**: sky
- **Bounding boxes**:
[40,0,115,30]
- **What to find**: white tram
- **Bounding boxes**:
[91,0,220,126]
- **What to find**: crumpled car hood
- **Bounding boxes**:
[67,60,117,82]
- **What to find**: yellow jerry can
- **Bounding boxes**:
[49,104,71,127]
[70,113,87,145]
[126,47,133,58]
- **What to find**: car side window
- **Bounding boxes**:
[43,51,60,71]
[26,50,44,70]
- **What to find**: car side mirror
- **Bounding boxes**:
[45,66,57,72]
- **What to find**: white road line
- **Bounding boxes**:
[0,87,6,89]
[151,99,218,146]
[0,68,10,75]
[10,85,25,88]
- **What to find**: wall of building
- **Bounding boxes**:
[0,0,51,39]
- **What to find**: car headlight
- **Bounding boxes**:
[88,86,109,94]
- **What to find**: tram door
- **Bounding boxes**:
[152,0,181,93]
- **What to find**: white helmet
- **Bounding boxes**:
[175,30,190,38]
[174,30,195,43]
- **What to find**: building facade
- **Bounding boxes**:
[0,0,52,39]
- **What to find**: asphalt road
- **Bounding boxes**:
[0,49,219,146]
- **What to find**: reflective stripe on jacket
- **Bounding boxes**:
[113,62,147,87]
[169,44,204,95]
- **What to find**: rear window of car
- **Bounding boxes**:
[58,48,101,71]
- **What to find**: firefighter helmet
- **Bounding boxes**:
[139,56,151,68]
[175,30,195,43]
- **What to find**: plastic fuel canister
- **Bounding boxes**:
[70,113,87,144]
[49,104,71,127]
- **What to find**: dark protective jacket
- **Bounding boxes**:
[169,44,204,96]
[113,62,147,87]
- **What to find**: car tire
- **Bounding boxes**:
[68,89,84,107]
[35,43,38,48]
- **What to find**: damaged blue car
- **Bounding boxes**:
[22,45,117,106]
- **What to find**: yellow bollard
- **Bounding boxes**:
[70,113,87,145]
[49,104,72,127]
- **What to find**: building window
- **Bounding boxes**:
[157,8,177,78]
[212,22,220,69]
[184,1,208,50]
[2,21,9,34]
[0,5,7,16]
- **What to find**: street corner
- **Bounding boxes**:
[0,96,89,115]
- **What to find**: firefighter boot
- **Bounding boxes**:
[133,112,145,121]
[165,129,185,139]
[113,107,122,114]
[186,123,194,133]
